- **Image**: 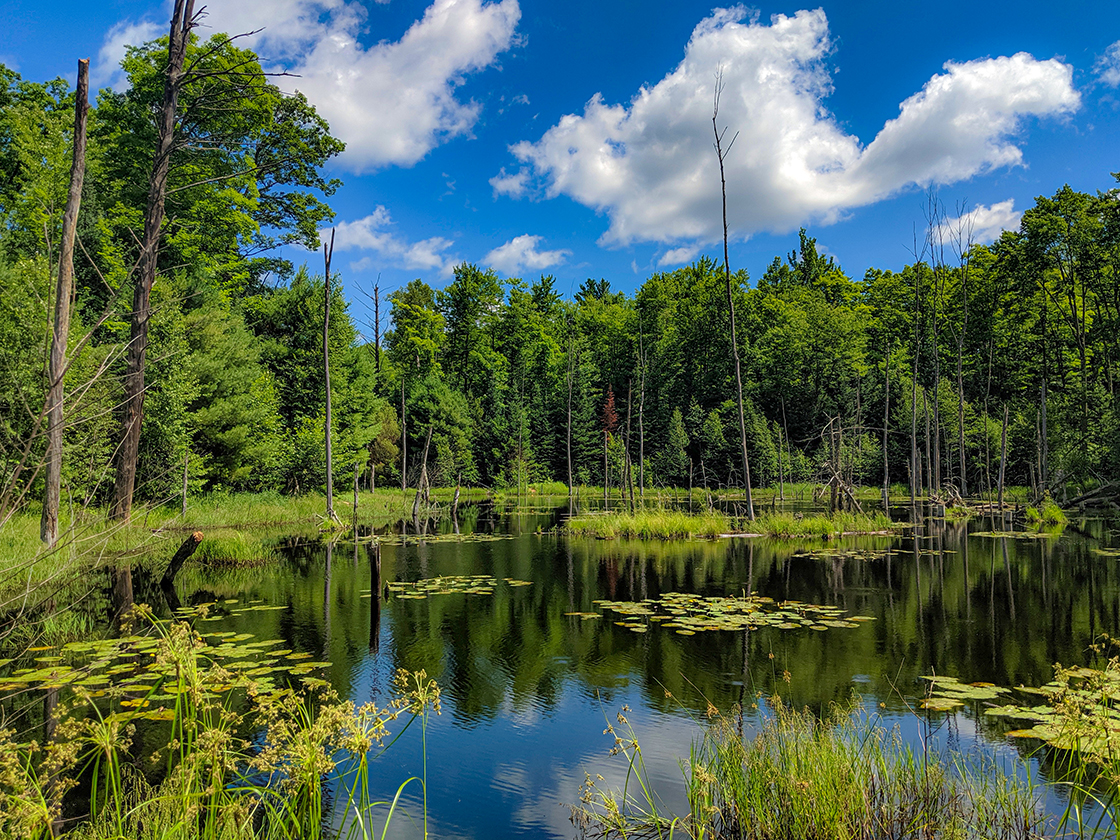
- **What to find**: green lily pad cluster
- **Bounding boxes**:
[918,675,1011,710]
[793,549,890,562]
[376,533,517,546]
[0,611,333,716]
[587,592,875,635]
[921,667,1120,757]
[383,575,533,600]
[970,531,1056,540]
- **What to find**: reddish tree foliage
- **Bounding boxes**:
[602,386,618,434]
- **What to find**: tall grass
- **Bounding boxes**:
[1025,494,1069,527]
[574,699,1045,840]
[563,509,897,541]
[564,510,731,540]
[0,605,440,840]
[750,510,896,538]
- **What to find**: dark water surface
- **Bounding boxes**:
[142,505,1120,836]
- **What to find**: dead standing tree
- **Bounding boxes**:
[712,69,754,519]
[110,0,197,522]
[40,58,90,546]
[323,229,340,524]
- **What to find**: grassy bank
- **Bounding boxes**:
[0,488,436,630]
[563,508,897,540]
[574,699,1045,840]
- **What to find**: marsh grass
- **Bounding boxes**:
[563,509,897,541]
[564,510,731,540]
[574,698,1045,840]
[1026,495,1069,528]
[0,605,440,840]
[750,510,897,538]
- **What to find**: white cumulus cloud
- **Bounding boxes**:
[94,19,163,88]
[658,246,700,267]
[489,167,530,198]
[1096,41,1120,87]
[327,207,458,277]
[937,199,1021,247]
[502,8,1078,248]
[483,234,570,275]
[96,0,521,171]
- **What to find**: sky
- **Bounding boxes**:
[3,0,1120,326]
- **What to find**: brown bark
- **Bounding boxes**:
[111,0,196,521]
[41,58,89,546]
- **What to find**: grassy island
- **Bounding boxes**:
[562,508,898,540]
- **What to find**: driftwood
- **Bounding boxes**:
[1066,483,1120,510]
[161,531,204,588]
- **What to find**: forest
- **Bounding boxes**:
[2,30,1120,537]
[8,16,1120,840]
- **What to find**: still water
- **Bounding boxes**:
[161,503,1117,838]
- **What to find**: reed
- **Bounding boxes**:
[574,698,1046,840]
[563,510,730,540]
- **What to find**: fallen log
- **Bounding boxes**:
[1065,484,1119,510]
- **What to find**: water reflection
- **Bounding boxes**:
[35,505,1120,838]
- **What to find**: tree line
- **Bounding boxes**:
[2,26,1119,533]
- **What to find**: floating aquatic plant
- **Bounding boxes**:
[379,575,533,600]
[583,592,873,635]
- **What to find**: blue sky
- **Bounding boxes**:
[3,0,1120,325]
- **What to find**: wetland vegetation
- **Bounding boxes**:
[5,11,1120,839]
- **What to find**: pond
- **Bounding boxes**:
[9,500,1120,837]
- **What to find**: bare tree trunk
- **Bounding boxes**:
[353,461,359,535]
[777,424,785,503]
[998,405,1008,509]
[374,282,381,375]
[882,347,890,512]
[712,72,754,519]
[412,425,433,519]
[41,58,89,546]
[323,229,339,523]
[923,389,932,495]
[566,327,574,506]
[624,379,635,513]
[957,347,967,498]
[111,0,196,522]
[638,323,645,502]
[1040,383,1049,486]
[181,451,188,517]
[400,378,407,492]
[781,395,791,496]
[603,431,608,508]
